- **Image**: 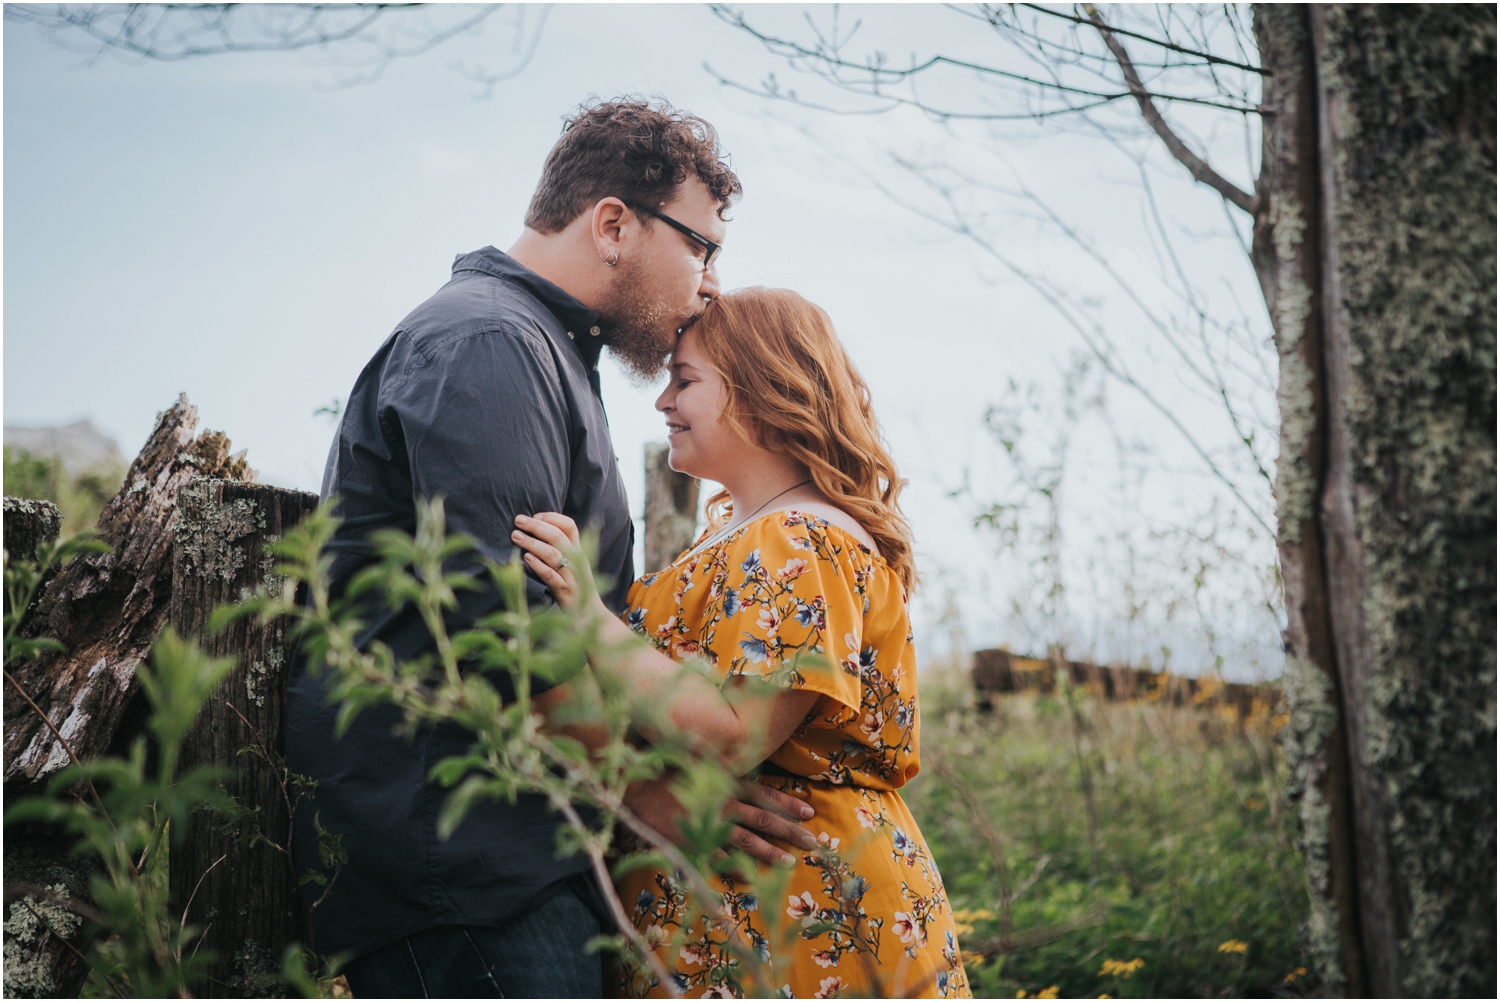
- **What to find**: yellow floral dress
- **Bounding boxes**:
[614,511,971,999]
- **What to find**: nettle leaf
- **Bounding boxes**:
[528,651,587,686]
[428,754,488,787]
[548,735,590,765]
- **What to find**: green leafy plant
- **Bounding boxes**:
[224,497,807,997]
[910,673,1312,998]
[4,537,330,998]
[3,499,831,998]
[6,537,221,995]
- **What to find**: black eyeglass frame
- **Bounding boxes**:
[635,204,721,269]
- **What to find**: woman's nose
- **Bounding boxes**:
[655,385,674,412]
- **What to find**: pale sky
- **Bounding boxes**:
[3,4,1282,677]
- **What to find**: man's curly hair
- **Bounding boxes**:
[525,97,742,233]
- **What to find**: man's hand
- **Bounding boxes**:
[624,778,819,866]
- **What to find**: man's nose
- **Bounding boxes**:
[697,264,721,301]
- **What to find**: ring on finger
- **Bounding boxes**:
[556,557,570,569]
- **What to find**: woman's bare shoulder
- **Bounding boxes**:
[772,501,879,554]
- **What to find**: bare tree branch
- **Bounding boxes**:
[1010,3,1270,76]
[1085,5,1258,213]
[3,4,543,92]
[708,4,1262,117]
[796,129,1276,536]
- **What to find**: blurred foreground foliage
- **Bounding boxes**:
[6,491,1315,998]
[5,498,820,997]
[909,673,1314,999]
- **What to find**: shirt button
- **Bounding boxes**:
[567,331,575,339]
[590,326,601,337]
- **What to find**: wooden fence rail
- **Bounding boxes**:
[970,648,1277,718]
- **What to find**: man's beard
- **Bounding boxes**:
[600,261,699,383]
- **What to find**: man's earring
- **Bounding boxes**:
[604,251,619,267]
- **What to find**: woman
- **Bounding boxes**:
[513,288,969,999]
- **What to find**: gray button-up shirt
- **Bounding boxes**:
[289,247,634,959]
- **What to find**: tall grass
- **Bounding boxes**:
[908,670,1314,998]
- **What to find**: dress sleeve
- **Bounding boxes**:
[697,513,867,714]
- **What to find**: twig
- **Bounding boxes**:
[5,667,86,772]
[965,899,1109,955]
[3,667,123,861]
[223,699,296,859]
[1015,3,1269,75]
[554,799,681,998]
[12,894,128,998]
[1086,5,1258,213]
[177,852,229,938]
[927,751,1017,942]
[5,881,108,926]
[1057,659,1102,878]
[710,5,1261,115]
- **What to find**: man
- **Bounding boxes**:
[288,100,817,997]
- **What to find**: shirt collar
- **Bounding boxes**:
[451,246,605,368]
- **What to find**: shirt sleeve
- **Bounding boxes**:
[697,514,866,715]
[379,324,571,612]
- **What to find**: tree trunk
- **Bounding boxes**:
[167,479,319,998]
[2,496,95,1000]
[643,442,700,573]
[3,394,255,792]
[3,498,62,625]
[2,497,62,566]
[3,397,256,999]
[1256,5,1496,995]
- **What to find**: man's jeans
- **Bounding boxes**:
[342,887,602,998]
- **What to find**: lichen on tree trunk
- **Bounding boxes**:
[1258,4,1496,996]
[1314,6,1496,995]
[168,479,320,998]
[1253,7,1367,992]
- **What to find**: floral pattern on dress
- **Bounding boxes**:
[614,512,970,1000]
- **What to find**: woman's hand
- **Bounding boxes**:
[511,512,603,613]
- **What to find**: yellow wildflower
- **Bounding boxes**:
[1037,987,1060,999]
[1284,967,1308,983]
[1217,939,1249,954]
[1098,957,1145,978]
[951,908,995,936]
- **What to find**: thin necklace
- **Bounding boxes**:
[684,479,812,560]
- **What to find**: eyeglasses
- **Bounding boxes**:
[635,204,721,270]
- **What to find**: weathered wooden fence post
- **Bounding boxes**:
[2,497,62,567]
[167,478,318,998]
[643,442,699,573]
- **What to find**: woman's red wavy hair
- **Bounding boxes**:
[693,287,916,590]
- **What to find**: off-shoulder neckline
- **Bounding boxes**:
[674,508,887,569]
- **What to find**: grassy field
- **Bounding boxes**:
[906,671,1315,999]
